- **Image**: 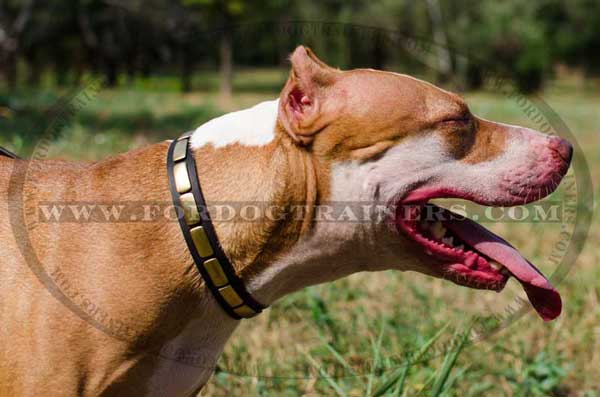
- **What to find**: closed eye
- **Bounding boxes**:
[437,113,474,130]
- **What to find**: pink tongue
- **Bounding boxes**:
[445,215,562,321]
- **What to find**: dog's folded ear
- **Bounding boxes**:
[278,46,342,146]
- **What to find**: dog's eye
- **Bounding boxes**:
[438,114,473,130]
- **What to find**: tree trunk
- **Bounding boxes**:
[105,59,118,87]
[1,0,35,88]
[25,50,41,86]
[126,54,137,85]
[54,53,69,86]
[465,62,483,90]
[219,30,233,100]
[5,53,18,89]
[372,32,385,70]
[276,17,291,67]
[180,42,192,93]
[425,0,452,84]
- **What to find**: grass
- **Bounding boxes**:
[1,69,598,396]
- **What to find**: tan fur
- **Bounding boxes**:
[0,46,549,395]
[0,134,325,395]
[280,48,505,164]
[192,127,328,279]
[1,146,218,395]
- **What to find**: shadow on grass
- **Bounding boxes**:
[0,89,221,155]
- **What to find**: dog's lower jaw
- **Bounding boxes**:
[245,219,401,305]
[247,241,358,305]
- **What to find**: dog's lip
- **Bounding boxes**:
[394,198,562,322]
[403,187,483,205]
[402,186,530,207]
[395,203,508,292]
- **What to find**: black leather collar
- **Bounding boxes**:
[166,135,266,319]
[0,146,19,159]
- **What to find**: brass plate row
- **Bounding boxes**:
[172,137,257,318]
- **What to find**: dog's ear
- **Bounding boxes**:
[278,46,341,146]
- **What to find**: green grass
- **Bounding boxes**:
[1,70,598,396]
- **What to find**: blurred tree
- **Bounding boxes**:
[183,0,246,99]
[1,0,598,93]
[78,0,134,87]
[447,1,551,93]
[443,0,484,90]
[21,0,58,86]
[542,0,600,78]
[0,0,35,88]
[425,0,452,83]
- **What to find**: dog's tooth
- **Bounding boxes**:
[465,255,477,268]
[442,236,454,246]
[430,221,446,240]
[455,244,465,251]
[489,260,503,271]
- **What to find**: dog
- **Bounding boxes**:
[0,46,572,396]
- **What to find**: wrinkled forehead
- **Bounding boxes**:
[340,69,468,125]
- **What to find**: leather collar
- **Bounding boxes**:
[166,134,266,319]
[0,146,20,159]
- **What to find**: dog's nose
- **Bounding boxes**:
[548,136,573,164]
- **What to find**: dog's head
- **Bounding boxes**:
[269,46,571,321]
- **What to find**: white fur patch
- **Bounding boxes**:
[190,99,279,149]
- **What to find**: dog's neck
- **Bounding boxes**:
[35,99,359,392]
[188,100,335,301]
[92,100,332,390]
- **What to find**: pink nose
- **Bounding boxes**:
[548,136,573,164]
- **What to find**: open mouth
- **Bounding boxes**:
[395,200,562,322]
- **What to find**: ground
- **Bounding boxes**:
[1,69,598,396]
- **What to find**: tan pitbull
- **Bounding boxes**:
[0,46,571,395]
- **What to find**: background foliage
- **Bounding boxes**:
[2,0,600,93]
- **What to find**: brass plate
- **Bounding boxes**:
[180,192,199,225]
[203,258,226,287]
[218,286,243,308]
[173,138,188,162]
[233,305,256,318]
[173,161,191,193]
[191,226,214,258]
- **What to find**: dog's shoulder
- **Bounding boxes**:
[0,155,17,194]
